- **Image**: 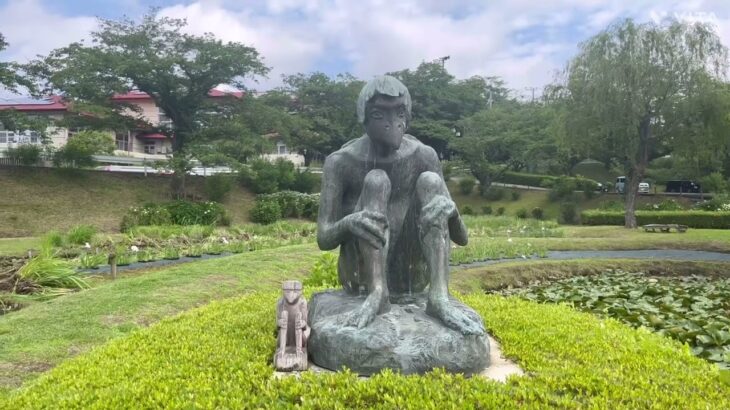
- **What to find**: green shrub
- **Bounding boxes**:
[120,204,173,231]
[642,199,684,211]
[5,144,42,166]
[481,206,493,215]
[254,191,320,221]
[481,187,505,201]
[531,207,544,220]
[560,202,578,224]
[694,195,730,212]
[292,169,319,193]
[52,130,115,168]
[18,255,89,290]
[581,210,730,228]
[458,177,476,195]
[499,171,599,190]
[42,230,64,248]
[461,205,474,215]
[510,190,521,201]
[496,206,505,216]
[66,225,97,245]
[6,293,728,409]
[515,208,528,219]
[120,201,227,230]
[239,159,315,194]
[304,252,339,288]
[549,177,578,202]
[250,199,282,224]
[442,161,453,181]
[204,174,234,202]
[701,172,729,193]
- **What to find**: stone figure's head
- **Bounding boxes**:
[282,280,303,304]
[357,75,412,151]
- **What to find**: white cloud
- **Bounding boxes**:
[1,0,729,94]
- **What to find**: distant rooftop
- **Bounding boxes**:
[0,95,67,112]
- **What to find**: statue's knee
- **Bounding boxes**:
[362,169,391,198]
[416,171,445,202]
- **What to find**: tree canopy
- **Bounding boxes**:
[557,18,729,227]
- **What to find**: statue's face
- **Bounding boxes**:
[284,289,301,304]
[365,94,407,151]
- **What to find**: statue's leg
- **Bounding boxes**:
[416,171,485,335]
[345,169,391,329]
[295,312,303,353]
[278,310,288,353]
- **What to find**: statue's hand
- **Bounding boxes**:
[421,195,457,228]
[278,317,288,328]
[344,210,388,249]
[296,319,306,329]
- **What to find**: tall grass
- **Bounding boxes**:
[18,256,89,289]
[66,225,97,245]
[462,215,563,238]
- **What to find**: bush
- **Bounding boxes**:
[642,199,684,211]
[694,195,730,212]
[292,169,319,193]
[549,177,578,202]
[204,174,234,202]
[499,171,599,190]
[42,230,64,248]
[53,130,115,168]
[120,201,228,231]
[496,206,505,216]
[510,190,521,201]
[66,225,97,245]
[481,187,505,201]
[701,172,729,193]
[254,191,320,222]
[239,159,315,194]
[481,206,493,215]
[560,202,578,224]
[515,208,528,219]
[461,205,474,215]
[249,199,282,225]
[442,162,453,181]
[458,178,476,195]
[531,207,544,220]
[5,144,42,166]
[303,252,339,288]
[580,210,730,229]
[6,293,729,409]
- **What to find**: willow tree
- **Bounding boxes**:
[559,19,728,227]
[27,12,267,195]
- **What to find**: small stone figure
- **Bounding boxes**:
[274,280,310,371]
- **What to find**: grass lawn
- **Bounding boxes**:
[0,167,256,237]
[0,238,40,257]
[0,243,320,392]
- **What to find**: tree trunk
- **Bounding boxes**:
[624,116,651,228]
[170,126,187,199]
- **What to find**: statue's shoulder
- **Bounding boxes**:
[325,136,368,165]
[408,136,439,162]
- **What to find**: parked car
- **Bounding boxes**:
[665,180,701,193]
[615,176,626,194]
[638,182,650,194]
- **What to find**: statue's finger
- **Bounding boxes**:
[360,220,387,245]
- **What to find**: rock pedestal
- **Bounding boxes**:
[308,290,490,375]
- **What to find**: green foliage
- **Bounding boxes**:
[4,144,42,166]
[581,210,730,228]
[249,200,282,225]
[499,171,598,190]
[481,206,492,215]
[462,215,563,238]
[458,177,475,195]
[560,202,578,224]
[303,252,339,288]
[18,255,89,290]
[52,131,115,168]
[499,271,730,369]
[41,231,64,248]
[548,176,578,202]
[203,174,233,202]
[451,239,546,264]
[291,169,319,193]
[78,252,106,269]
[531,207,544,220]
[66,225,96,245]
[481,186,505,201]
[641,199,684,211]
[496,207,505,216]
[121,201,228,230]
[461,205,474,215]
[6,292,728,408]
[162,247,179,260]
[701,172,729,193]
[515,208,528,219]
[510,190,521,201]
[239,159,314,194]
[694,195,730,212]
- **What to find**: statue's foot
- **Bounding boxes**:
[426,297,485,336]
[345,289,389,329]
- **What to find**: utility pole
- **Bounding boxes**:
[436,56,450,68]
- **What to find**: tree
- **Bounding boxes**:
[0,33,33,93]
[280,73,363,165]
[27,12,267,195]
[389,62,502,158]
[557,19,728,227]
[53,130,115,167]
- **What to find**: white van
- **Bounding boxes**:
[638,182,650,194]
[615,176,626,194]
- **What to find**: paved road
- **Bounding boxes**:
[453,249,730,270]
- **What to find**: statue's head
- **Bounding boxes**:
[282,280,303,304]
[357,75,412,151]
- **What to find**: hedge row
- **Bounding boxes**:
[250,191,320,224]
[499,171,599,190]
[4,292,728,408]
[581,210,730,228]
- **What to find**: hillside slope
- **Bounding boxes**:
[0,167,255,237]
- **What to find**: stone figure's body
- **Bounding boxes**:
[274,280,309,371]
[317,76,485,336]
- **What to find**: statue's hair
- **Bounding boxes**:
[356,75,412,124]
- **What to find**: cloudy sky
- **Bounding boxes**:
[1,0,729,96]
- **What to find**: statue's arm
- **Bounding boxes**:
[317,155,349,250]
[424,148,468,246]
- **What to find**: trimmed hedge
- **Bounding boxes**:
[581,210,730,229]
[251,191,319,224]
[3,293,728,408]
[499,171,598,190]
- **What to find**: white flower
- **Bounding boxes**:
[84,242,91,249]
[507,238,513,243]
[130,245,139,253]
[221,237,229,244]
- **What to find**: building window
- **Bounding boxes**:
[116,133,129,151]
[158,109,172,127]
[144,142,156,154]
[277,143,288,155]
